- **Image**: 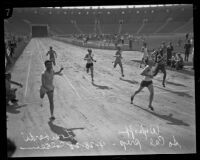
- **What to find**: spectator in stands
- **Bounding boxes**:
[167,42,174,66]
[6,72,23,105]
[184,39,191,62]
[175,53,184,70]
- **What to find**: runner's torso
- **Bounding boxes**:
[115,51,122,62]
[85,54,93,64]
[48,50,56,59]
[42,69,54,91]
[143,65,153,81]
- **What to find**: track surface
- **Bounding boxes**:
[7,38,196,157]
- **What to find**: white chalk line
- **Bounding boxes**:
[24,51,33,97]
[62,74,82,100]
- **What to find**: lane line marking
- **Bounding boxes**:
[24,51,33,97]
[63,74,82,100]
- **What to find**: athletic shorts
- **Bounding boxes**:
[40,86,54,99]
[86,63,93,69]
[140,80,153,88]
[114,60,122,67]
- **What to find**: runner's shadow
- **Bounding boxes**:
[119,77,139,84]
[154,78,186,87]
[48,120,84,144]
[92,82,112,90]
[133,104,190,126]
[6,104,27,114]
[155,85,193,98]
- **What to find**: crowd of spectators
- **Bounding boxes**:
[165,33,193,70]
[5,33,29,70]
[71,33,146,50]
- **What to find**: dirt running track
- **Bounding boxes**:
[7,38,196,157]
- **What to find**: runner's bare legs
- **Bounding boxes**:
[147,83,154,108]
[90,66,94,81]
[47,91,54,118]
[130,86,144,103]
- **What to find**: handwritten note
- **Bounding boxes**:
[19,123,182,152]
[20,132,106,150]
[118,124,181,151]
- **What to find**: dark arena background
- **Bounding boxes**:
[4,4,196,158]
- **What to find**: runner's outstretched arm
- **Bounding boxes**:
[54,67,64,75]
[9,80,23,87]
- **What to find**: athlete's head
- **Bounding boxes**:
[50,46,53,50]
[44,60,52,70]
[88,49,92,54]
[117,46,121,50]
[143,42,147,47]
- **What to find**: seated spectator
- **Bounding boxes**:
[6,73,23,105]
[175,53,184,70]
[7,138,16,157]
[170,53,177,68]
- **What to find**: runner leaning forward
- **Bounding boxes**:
[84,49,96,82]
[131,60,154,111]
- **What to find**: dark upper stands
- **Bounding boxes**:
[4,5,193,36]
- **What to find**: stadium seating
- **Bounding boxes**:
[5,5,193,36]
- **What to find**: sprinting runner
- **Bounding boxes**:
[84,49,96,82]
[113,46,125,77]
[40,60,63,120]
[140,42,149,68]
[6,72,23,105]
[46,46,57,66]
[131,60,154,111]
[152,49,167,87]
